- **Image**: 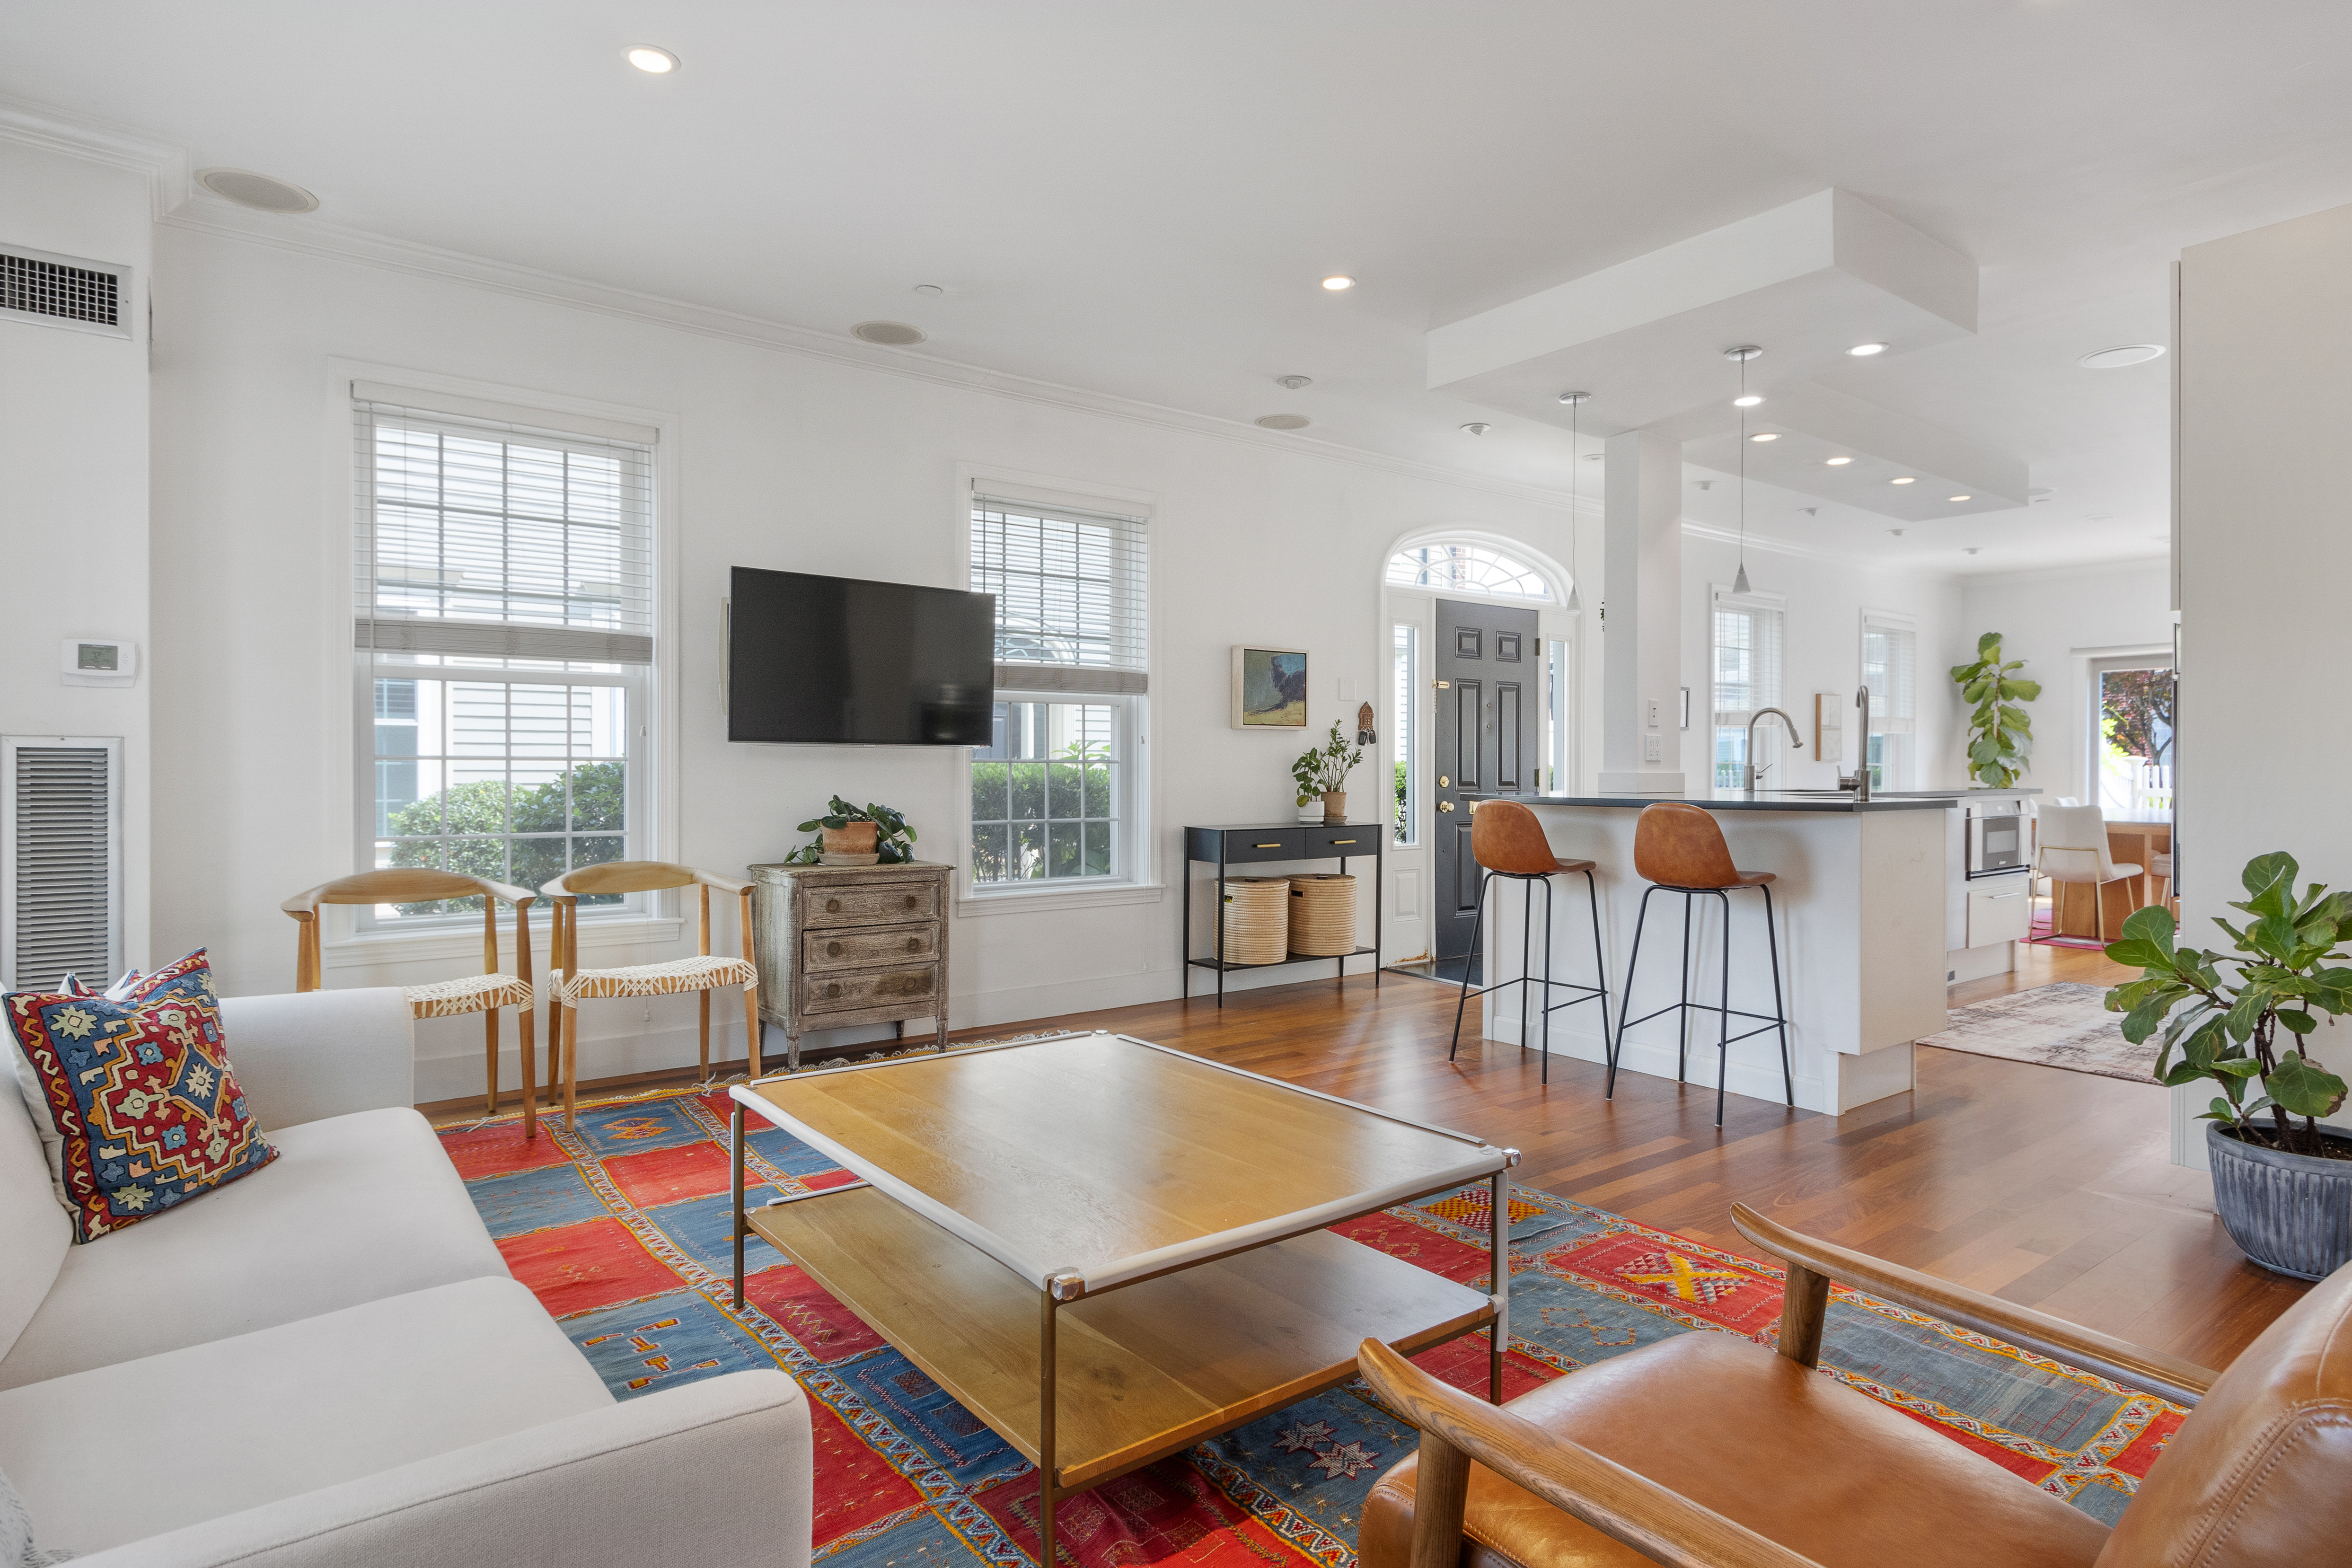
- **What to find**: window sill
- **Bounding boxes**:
[954,881,1166,918]
[323,915,686,971]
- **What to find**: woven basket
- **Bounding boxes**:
[1288,873,1358,957]
[1219,877,1290,965]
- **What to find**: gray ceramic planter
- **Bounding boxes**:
[2206,1120,2352,1280]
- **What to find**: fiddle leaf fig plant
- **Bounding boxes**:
[2105,851,2352,1160]
[1949,631,2039,788]
[1290,722,1363,807]
[781,796,917,865]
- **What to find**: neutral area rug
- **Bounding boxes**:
[441,1081,2182,1566]
[1921,982,2157,1083]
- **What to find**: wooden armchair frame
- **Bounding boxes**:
[1356,1201,2220,1568]
[540,861,758,1130]
[281,869,540,1134]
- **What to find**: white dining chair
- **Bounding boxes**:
[2035,802,2144,942]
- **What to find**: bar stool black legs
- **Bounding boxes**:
[1446,866,1612,1084]
[1610,881,1793,1126]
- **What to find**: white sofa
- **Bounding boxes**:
[0,987,811,1566]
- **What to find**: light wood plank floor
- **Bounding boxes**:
[429,936,2305,1370]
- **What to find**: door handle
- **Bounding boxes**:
[1987,891,2025,900]
[1438,775,1450,787]
[1437,802,1456,813]
[1434,680,1451,689]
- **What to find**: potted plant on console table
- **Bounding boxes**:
[2105,850,2352,1278]
[1291,722,1363,824]
[782,796,918,865]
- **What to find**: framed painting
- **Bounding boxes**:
[1231,645,1308,729]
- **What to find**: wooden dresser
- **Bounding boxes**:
[747,860,952,1072]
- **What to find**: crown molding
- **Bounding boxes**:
[1953,554,2171,590]
[0,96,189,217]
[1679,520,1956,581]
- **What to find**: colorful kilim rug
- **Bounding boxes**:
[441,1083,2184,1566]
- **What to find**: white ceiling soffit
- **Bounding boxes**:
[1683,381,2028,520]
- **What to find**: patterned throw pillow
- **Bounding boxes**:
[6,950,276,1243]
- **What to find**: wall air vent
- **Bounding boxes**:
[0,245,133,340]
[2,737,123,991]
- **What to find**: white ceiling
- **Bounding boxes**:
[8,0,2352,573]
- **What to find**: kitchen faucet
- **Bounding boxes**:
[1838,684,1873,802]
[1742,707,1804,795]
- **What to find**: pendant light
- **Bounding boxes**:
[1559,390,1590,611]
[1726,345,1762,594]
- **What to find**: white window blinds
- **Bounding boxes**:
[970,490,1148,695]
[1711,596,1784,723]
[354,394,654,666]
[1863,618,1916,731]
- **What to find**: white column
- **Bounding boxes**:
[1598,428,1686,793]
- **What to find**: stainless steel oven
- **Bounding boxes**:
[1966,800,2026,879]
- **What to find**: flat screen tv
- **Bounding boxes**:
[727,567,995,745]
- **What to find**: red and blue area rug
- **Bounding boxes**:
[441,1084,2182,1568]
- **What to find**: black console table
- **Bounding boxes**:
[1182,823,1384,1006]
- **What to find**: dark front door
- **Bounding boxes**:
[1433,597,1541,960]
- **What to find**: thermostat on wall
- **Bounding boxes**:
[60,638,138,688]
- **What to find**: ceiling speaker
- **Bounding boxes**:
[197,168,318,213]
[853,321,926,346]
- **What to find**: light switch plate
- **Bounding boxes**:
[1645,698,1660,729]
[1643,733,1663,763]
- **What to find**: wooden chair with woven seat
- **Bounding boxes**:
[282,870,540,1135]
[1447,799,1611,1085]
[1611,801,1792,1126]
[540,861,759,1131]
[1356,1201,2352,1568]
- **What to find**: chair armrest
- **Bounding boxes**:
[1728,1203,2215,1406]
[219,989,414,1128]
[1356,1340,1821,1568]
[695,870,753,895]
[70,1370,810,1568]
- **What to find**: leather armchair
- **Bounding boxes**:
[1356,1202,2351,1568]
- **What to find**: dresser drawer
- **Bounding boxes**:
[803,965,939,1015]
[1305,824,1378,856]
[1220,829,1304,864]
[805,882,938,927]
[803,924,937,973]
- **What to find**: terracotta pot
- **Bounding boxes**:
[821,820,879,856]
[1321,791,1347,823]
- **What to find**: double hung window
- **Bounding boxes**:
[1711,591,1786,789]
[1861,615,1917,790]
[354,392,653,921]
[967,489,1148,892]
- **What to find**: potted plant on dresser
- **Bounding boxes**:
[782,796,918,865]
[2105,850,2352,1278]
[1291,722,1364,824]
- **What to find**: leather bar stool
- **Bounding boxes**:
[1612,801,1792,1126]
[1447,800,1610,1084]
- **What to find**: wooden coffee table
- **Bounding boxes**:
[729,1031,1516,1565]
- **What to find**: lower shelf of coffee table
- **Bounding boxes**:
[748,1184,1496,1490]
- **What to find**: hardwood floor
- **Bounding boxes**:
[426,934,2307,1371]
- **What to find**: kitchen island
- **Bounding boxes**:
[1470,789,1957,1115]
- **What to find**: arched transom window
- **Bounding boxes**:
[1386,543,1552,601]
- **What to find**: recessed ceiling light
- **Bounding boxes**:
[1824,456,1853,466]
[912,283,944,297]
[196,167,318,213]
[1321,275,1355,291]
[1948,494,1971,502]
[1277,374,1313,389]
[1733,395,1763,407]
[1256,414,1310,430]
[626,45,678,72]
[2079,344,2165,369]
[1749,432,1778,441]
[1846,342,1889,357]
[852,320,926,346]
[1889,476,1915,484]
[1461,423,1491,436]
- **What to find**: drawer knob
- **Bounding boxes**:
[907,936,920,951]
[827,941,843,957]
[826,898,842,913]
[826,982,841,998]
[904,895,917,908]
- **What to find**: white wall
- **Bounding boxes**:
[2175,199,2352,1163]
[144,222,1579,1098]
[1958,562,2172,807]
[0,142,152,981]
[1679,530,1964,792]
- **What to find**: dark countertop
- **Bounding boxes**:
[1517,788,1959,814]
